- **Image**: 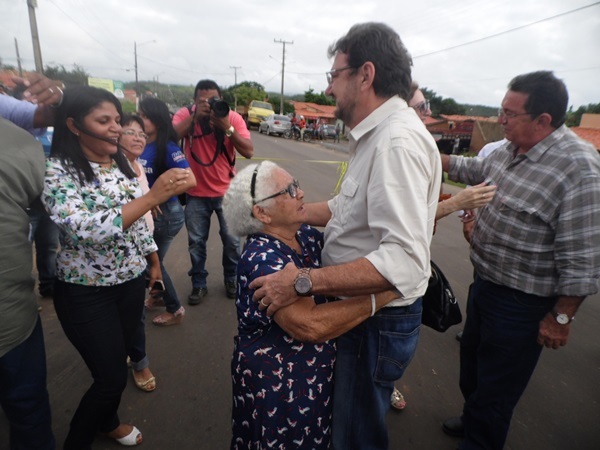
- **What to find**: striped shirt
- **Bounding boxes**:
[449,125,600,297]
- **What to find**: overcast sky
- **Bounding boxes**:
[2,0,599,108]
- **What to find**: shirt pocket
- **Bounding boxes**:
[336,176,359,226]
[498,194,553,243]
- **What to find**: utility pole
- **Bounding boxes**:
[134,40,156,100]
[230,65,241,110]
[134,41,139,98]
[274,39,293,115]
[14,38,23,76]
[27,0,44,73]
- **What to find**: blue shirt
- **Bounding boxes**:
[139,140,190,202]
[0,95,45,136]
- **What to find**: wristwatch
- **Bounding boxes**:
[551,310,575,325]
[293,268,313,296]
[225,125,235,137]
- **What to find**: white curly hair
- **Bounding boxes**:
[223,160,284,237]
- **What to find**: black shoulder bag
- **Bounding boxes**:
[421,260,462,332]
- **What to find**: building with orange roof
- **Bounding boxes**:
[289,101,336,122]
[571,113,600,151]
[425,114,501,154]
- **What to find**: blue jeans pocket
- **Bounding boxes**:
[373,310,421,383]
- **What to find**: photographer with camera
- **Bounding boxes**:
[173,80,253,304]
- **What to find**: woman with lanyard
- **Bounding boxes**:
[138,97,197,326]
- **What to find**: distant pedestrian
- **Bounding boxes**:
[334,123,341,143]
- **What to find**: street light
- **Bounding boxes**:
[134,39,156,98]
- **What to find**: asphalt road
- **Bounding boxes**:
[2,131,598,449]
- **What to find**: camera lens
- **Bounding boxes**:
[208,97,230,118]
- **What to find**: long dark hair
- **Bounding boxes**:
[138,97,179,177]
[50,86,136,183]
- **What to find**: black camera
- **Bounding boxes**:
[207,96,230,118]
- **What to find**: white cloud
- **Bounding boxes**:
[1,0,598,107]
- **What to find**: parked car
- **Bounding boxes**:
[320,124,337,140]
[258,114,292,136]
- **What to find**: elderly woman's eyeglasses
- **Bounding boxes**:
[251,165,300,206]
[121,129,148,140]
[253,180,300,205]
[412,100,430,115]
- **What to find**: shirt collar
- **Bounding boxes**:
[349,96,408,144]
[520,125,566,162]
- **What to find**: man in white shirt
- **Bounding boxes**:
[250,22,441,449]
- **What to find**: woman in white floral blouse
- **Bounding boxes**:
[41,86,193,449]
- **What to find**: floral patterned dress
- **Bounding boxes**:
[231,224,336,450]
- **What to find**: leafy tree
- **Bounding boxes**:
[223,81,267,109]
[121,100,137,114]
[266,94,295,114]
[421,87,466,116]
[304,88,335,106]
[566,103,600,127]
[44,64,89,86]
[439,98,466,115]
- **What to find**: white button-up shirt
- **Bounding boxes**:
[323,96,442,307]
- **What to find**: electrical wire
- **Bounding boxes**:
[413,2,600,59]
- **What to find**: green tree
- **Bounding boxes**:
[421,87,466,116]
[566,103,600,127]
[121,100,137,114]
[223,81,267,108]
[304,88,335,106]
[44,64,89,86]
[267,94,295,114]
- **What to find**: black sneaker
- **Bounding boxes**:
[442,416,464,437]
[224,281,237,299]
[188,287,207,305]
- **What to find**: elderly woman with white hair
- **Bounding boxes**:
[224,160,397,449]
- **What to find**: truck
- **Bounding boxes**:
[236,100,275,129]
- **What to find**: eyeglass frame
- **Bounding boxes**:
[497,108,532,120]
[326,66,357,85]
[412,100,431,115]
[253,180,300,205]
[121,129,149,140]
[250,164,301,205]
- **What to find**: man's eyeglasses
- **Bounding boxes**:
[412,100,430,115]
[498,108,531,120]
[326,66,356,85]
[253,178,301,205]
[122,129,148,140]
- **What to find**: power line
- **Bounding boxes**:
[413,2,600,59]
[46,0,131,67]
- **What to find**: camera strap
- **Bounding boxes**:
[186,123,235,170]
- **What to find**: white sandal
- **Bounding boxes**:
[115,426,143,446]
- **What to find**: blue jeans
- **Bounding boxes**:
[331,300,422,450]
[153,200,185,313]
[0,317,55,450]
[184,195,240,288]
[459,274,556,450]
[54,276,145,450]
[28,205,59,295]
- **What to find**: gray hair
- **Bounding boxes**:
[223,160,282,237]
